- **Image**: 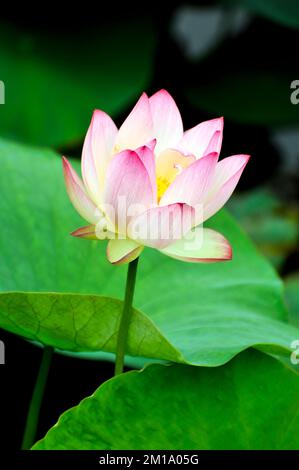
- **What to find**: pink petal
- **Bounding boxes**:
[107,239,143,265]
[204,130,222,156]
[114,93,154,152]
[81,110,117,204]
[62,157,101,225]
[144,139,157,152]
[160,228,232,262]
[203,154,250,221]
[178,117,223,159]
[156,149,196,201]
[159,153,218,221]
[103,149,154,234]
[135,143,157,202]
[128,203,195,249]
[149,89,183,154]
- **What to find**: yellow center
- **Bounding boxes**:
[157,176,172,201]
[156,149,195,202]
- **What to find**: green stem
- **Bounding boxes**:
[114,257,139,376]
[21,345,54,450]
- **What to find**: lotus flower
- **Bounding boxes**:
[63,90,249,265]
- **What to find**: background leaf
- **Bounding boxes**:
[228,187,299,268]
[187,73,299,127]
[33,350,299,450]
[224,0,299,30]
[285,274,299,328]
[0,20,155,147]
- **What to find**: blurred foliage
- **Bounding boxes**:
[224,0,299,29]
[228,188,299,269]
[178,2,299,128]
[187,73,299,127]
[171,5,250,62]
[0,20,155,147]
[285,274,299,328]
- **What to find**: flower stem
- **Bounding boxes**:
[21,345,54,450]
[114,257,139,376]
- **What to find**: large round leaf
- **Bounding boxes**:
[33,350,299,450]
[0,293,181,362]
[1,138,299,366]
[0,21,155,147]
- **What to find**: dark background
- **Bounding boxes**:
[1,1,299,452]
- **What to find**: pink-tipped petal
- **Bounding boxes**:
[149,89,183,154]
[144,138,157,152]
[104,149,154,233]
[203,154,250,221]
[135,143,157,202]
[204,130,223,156]
[71,225,98,240]
[128,203,195,249]
[81,110,117,204]
[160,227,232,262]
[107,239,143,265]
[62,157,101,225]
[178,117,223,159]
[71,225,114,240]
[159,152,218,214]
[114,93,153,152]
